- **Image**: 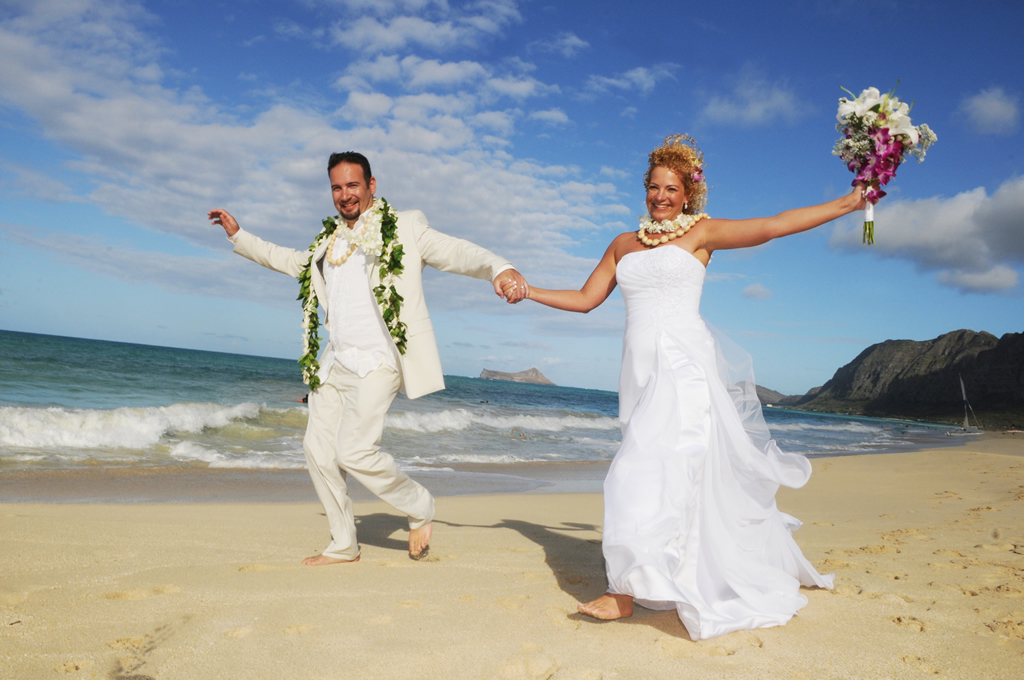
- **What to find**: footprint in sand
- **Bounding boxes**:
[901,655,939,674]
[0,590,27,606]
[544,606,580,630]
[108,616,189,680]
[103,585,180,600]
[223,627,251,639]
[832,544,900,557]
[238,564,290,572]
[659,631,762,659]
[497,595,529,610]
[813,522,834,527]
[497,652,559,680]
[881,528,927,544]
[831,584,863,596]
[963,584,1024,597]
[891,615,925,632]
[55,660,94,674]
[397,601,422,609]
[283,625,311,635]
[458,595,473,602]
[974,543,1015,552]
[523,572,549,584]
[817,558,855,571]
[987,613,1024,640]
[870,593,914,604]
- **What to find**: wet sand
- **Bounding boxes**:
[1,433,1022,679]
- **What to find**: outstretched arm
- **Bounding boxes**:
[208,208,309,278]
[701,184,866,252]
[526,236,622,313]
[208,208,240,237]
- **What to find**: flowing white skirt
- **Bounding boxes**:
[603,320,833,640]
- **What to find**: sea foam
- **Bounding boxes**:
[0,402,262,450]
[384,409,620,433]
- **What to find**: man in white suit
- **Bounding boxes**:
[208,152,527,565]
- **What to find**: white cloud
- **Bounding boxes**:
[959,87,1020,135]
[335,55,554,104]
[529,31,589,58]
[0,0,620,323]
[528,108,570,125]
[338,91,394,123]
[470,110,517,136]
[329,0,521,53]
[585,65,676,95]
[485,75,557,99]
[829,176,1024,293]
[742,283,772,299]
[403,57,489,89]
[701,71,802,126]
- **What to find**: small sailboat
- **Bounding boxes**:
[947,374,982,435]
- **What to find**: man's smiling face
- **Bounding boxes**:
[330,162,376,227]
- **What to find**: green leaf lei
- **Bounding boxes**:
[296,197,407,390]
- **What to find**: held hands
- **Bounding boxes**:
[493,269,529,304]
[207,209,240,237]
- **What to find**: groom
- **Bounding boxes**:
[208,152,527,564]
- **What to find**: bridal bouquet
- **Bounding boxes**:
[833,83,937,244]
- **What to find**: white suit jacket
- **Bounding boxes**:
[233,209,511,399]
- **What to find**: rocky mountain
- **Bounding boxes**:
[480,367,556,386]
[773,330,1023,428]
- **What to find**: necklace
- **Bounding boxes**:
[637,212,708,247]
[325,229,359,265]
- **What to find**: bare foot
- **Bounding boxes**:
[409,522,432,559]
[302,554,360,566]
[578,593,633,620]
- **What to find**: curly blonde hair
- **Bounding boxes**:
[644,134,707,215]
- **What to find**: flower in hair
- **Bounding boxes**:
[691,168,704,183]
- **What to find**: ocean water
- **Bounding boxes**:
[0,330,955,472]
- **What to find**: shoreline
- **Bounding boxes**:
[0,433,995,504]
[2,435,1022,678]
[0,461,612,503]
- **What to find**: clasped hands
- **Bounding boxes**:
[493,269,529,304]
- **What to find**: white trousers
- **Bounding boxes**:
[304,363,434,560]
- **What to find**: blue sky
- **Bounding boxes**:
[1,0,1022,394]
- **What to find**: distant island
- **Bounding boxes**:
[758,329,1023,430]
[480,367,556,386]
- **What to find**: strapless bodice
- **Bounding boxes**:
[616,246,705,326]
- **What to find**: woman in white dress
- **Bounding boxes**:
[524,135,866,640]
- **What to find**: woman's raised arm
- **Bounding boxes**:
[701,184,866,252]
[527,235,626,313]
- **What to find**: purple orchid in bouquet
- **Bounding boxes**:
[834,82,937,244]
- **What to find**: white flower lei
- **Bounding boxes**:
[638,211,704,235]
[297,197,406,389]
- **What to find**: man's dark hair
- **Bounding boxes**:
[328,152,372,185]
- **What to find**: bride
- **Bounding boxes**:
[522,135,865,640]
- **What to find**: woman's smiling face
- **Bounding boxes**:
[645,166,689,222]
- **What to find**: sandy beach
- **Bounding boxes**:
[2,434,1022,679]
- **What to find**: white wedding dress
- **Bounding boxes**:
[603,246,833,640]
